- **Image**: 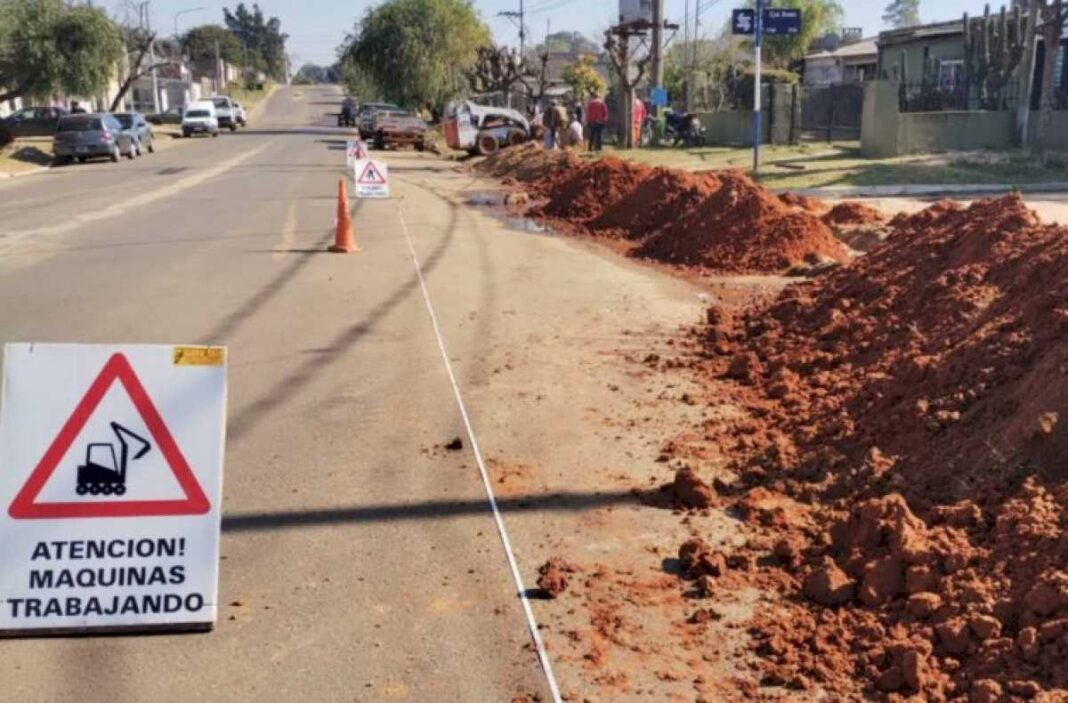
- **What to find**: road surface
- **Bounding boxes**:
[0,86,710,701]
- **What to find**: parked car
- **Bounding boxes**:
[370,109,428,151]
[233,102,248,127]
[2,106,69,138]
[52,114,138,164]
[209,96,238,131]
[444,101,530,155]
[181,101,220,138]
[357,102,399,139]
[146,106,183,125]
[114,112,155,154]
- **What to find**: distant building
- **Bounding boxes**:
[803,38,878,86]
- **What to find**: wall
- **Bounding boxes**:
[1028,111,1068,149]
[898,111,1014,152]
[700,109,769,145]
[696,84,797,146]
[862,79,1019,156]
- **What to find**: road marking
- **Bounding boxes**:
[0,142,272,245]
[272,200,299,262]
[397,207,563,703]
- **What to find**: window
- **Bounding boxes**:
[938,60,964,90]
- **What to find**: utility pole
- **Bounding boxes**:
[684,0,691,111]
[497,1,526,55]
[691,0,701,106]
[753,0,763,172]
[651,0,664,89]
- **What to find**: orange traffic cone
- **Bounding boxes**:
[329,178,360,253]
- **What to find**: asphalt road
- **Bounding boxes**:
[0,85,710,702]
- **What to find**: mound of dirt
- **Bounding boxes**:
[778,191,829,214]
[533,156,653,223]
[691,193,1068,698]
[634,170,851,273]
[821,201,887,227]
[473,142,581,193]
[587,168,721,239]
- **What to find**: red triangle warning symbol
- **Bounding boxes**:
[357,161,387,185]
[8,353,210,520]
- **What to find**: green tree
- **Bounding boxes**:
[182,24,244,66]
[341,0,490,110]
[745,0,844,67]
[223,3,288,81]
[0,0,123,102]
[561,54,607,100]
[336,57,380,101]
[882,0,921,28]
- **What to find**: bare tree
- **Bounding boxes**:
[1033,0,1066,163]
[108,28,178,112]
[465,45,527,106]
[604,29,651,148]
[518,52,552,106]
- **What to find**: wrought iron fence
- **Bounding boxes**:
[898,80,1021,113]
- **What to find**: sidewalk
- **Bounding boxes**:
[780,182,1068,199]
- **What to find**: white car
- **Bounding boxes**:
[233,102,248,127]
[181,101,219,138]
[209,96,238,131]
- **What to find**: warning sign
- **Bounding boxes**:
[0,344,227,635]
[352,158,389,199]
[345,139,368,166]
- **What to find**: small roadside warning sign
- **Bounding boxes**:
[352,158,389,199]
[0,344,227,635]
[345,139,368,166]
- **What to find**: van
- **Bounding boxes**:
[181,101,219,138]
[209,96,237,131]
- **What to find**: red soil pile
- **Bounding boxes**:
[688,193,1068,698]
[473,142,581,194]
[634,170,851,272]
[533,156,652,222]
[778,191,828,214]
[821,200,887,227]
[587,168,721,239]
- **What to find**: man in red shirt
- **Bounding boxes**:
[585,93,608,151]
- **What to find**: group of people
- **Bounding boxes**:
[532,94,645,152]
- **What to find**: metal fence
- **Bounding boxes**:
[800,82,864,141]
[898,80,1021,113]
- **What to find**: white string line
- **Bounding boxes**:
[396,207,564,703]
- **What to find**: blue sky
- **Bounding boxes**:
[137,0,981,67]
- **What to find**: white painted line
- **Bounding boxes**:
[397,207,564,703]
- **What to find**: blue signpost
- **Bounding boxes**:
[731,3,801,172]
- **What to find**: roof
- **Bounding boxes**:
[877,19,964,48]
[804,38,877,62]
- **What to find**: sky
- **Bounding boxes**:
[136,0,983,68]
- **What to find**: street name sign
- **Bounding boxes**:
[0,344,227,635]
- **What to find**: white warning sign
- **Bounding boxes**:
[0,343,227,635]
[352,158,389,199]
[345,139,368,166]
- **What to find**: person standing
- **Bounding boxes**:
[543,100,560,148]
[551,101,568,150]
[566,114,584,150]
[585,93,607,151]
[632,95,645,147]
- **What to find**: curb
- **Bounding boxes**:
[0,163,52,180]
[776,182,1068,199]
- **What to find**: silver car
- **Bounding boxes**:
[52,114,138,164]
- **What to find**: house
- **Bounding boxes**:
[803,38,878,85]
[875,19,965,86]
